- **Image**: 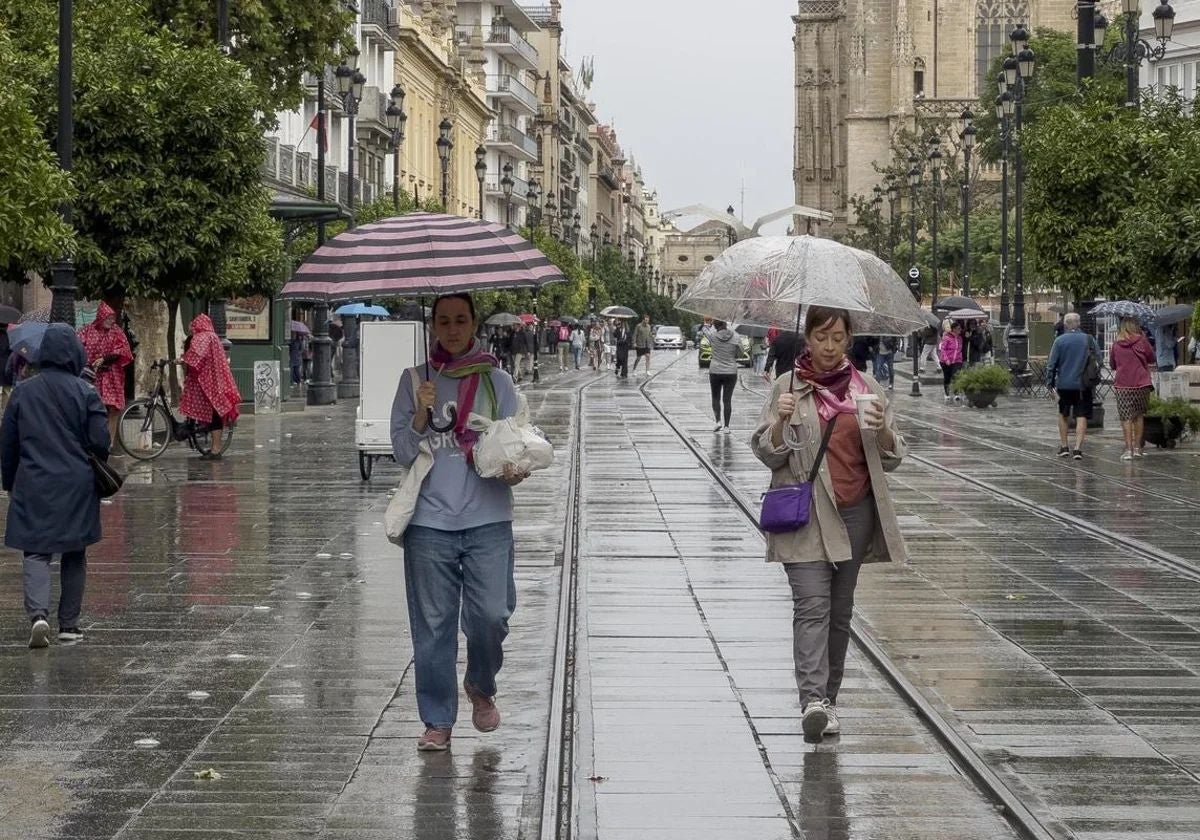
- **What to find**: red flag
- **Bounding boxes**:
[308,113,326,154]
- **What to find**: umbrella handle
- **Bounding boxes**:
[427,405,457,434]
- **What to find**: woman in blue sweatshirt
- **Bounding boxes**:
[391,293,528,752]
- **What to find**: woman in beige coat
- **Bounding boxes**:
[751,306,907,741]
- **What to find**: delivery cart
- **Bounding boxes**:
[356,321,426,480]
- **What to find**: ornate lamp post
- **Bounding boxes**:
[49,0,75,324]
[885,174,899,266]
[959,109,976,297]
[589,223,598,268]
[526,178,541,229]
[572,212,581,256]
[335,50,366,399]
[544,192,557,237]
[437,118,453,210]
[872,185,884,256]
[501,162,514,228]
[997,79,1012,327]
[907,156,923,398]
[474,145,487,220]
[1094,0,1175,108]
[386,85,407,215]
[927,136,943,305]
[1005,25,1036,373]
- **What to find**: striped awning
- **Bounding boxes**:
[280,212,567,302]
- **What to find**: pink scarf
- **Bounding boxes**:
[795,354,869,422]
[429,340,500,461]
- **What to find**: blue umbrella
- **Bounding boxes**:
[1090,300,1155,333]
[334,303,390,317]
[8,322,48,360]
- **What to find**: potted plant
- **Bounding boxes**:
[1144,395,1200,449]
[951,364,1012,409]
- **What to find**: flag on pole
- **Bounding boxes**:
[309,113,326,154]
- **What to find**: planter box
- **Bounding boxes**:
[964,389,1000,409]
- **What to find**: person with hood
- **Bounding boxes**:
[390,293,527,752]
[938,321,965,402]
[751,306,906,741]
[613,319,632,379]
[178,314,241,459]
[77,302,134,443]
[2,324,111,647]
[701,318,741,431]
[1110,318,1155,460]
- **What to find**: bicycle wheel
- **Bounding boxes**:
[117,399,172,460]
[194,423,234,458]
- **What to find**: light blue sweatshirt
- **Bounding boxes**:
[390,365,519,531]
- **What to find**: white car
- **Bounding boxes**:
[654,325,685,350]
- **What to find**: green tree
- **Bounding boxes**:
[0,25,73,281]
[146,0,354,118]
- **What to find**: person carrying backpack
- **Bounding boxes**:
[556,323,572,372]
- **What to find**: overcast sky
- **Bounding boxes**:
[559,0,797,233]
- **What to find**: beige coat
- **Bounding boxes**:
[750,372,908,566]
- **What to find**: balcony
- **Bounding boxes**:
[598,164,620,190]
[575,135,594,163]
[361,0,399,48]
[487,74,538,115]
[487,24,538,70]
[522,5,555,24]
[354,86,392,140]
[487,123,539,161]
[485,173,530,204]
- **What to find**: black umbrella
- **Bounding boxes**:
[1153,303,1193,328]
[0,305,21,324]
[933,295,980,313]
[735,324,769,338]
[556,316,579,326]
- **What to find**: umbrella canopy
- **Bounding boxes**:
[518,313,538,325]
[557,316,579,326]
[290,320,311,335]
[933,295,981,313]
[1153,303,1193,328]
[0,305,21,324]
[600,305,637,319]
[8,321,48,359]
[675,236,928,336]
[1090,300,1155,322]
[281,212,567,302]
[334,302,390,317]
[735,323,770,338]
[922,310,943,330]
[18,306,50,324]
[485,312,524,327]
[946,308,988,321]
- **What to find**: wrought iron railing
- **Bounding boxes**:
[487,74,538,112]
[487,24,538,66]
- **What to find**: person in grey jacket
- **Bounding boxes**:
[1,324,111,648]
[702,318,741,432]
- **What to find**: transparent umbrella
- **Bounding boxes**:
[675,236,928,337]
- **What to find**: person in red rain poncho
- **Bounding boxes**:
[178,314,240,459]
[77,302,134,444]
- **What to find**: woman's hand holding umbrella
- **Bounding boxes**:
[413,380,437,433]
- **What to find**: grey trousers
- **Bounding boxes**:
[784,497,878,708]
[24,551,87,626]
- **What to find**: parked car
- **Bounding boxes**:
[698,332,752,368]
[654,326,685,350]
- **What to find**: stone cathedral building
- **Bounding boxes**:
[792,0,1073,233]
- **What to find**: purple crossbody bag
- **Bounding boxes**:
[759,414,838,534]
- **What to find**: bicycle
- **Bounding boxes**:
[116,359,234,460]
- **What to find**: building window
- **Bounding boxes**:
[975,0,1028,95]
[913,58,926,98]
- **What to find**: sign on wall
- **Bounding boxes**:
[228,295,273,342]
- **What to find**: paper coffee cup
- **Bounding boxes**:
[854,394,879,427]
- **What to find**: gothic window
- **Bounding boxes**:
[913,58,925,98]
[976,0,1028,95]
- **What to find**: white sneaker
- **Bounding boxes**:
[29,618,50,649]
[822,700,840,736]
[1121,451,1133,461]
[714,423,723,432]
[944,395,952,403]
[801,701,828,739]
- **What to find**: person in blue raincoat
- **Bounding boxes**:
[1,324,110,648]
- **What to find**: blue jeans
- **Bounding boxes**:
[872,352,894,385]
[402,521,516,729]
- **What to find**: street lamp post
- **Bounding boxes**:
[590,223,598,269]
[928,136,943,305]
[872,185,884,256]
[308,65,336,406]
[1006,25,1037,374]
[526,178,541,230]
[997,79,1012,327]
[437,118,453,211]
[1093,0,1175,108]
[544,193,557,238]
[959,109,976,297]
[572,213,581,257]
[336,52,366,400]
[474,145,487,220]
[907,157,923,398]
[387,84,407,215]
[501,163,514,228]
[885,174,899,266]
[49,0,76,325]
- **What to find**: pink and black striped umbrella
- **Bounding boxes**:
[281,212,566,302]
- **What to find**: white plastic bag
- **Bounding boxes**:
[468,393,554,479]
[384,439,434,545]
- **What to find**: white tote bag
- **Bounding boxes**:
[385,371,435,546]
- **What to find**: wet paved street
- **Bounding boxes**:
[4,350,1200,838]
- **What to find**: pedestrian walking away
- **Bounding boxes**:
[556,322,572,372]
[390,293,528,752]
[701,318,740,431]
[570,324,586,370]
[509,324,527,384]
[288,322,307,386]
[178,314,241,460]
[765,330,804,381]
[872,336,897,390]
[919,323,939,374]
[1155,323,1179,373]
[1046,312,1101,460]
[613,320,631,379]
[938,321,965,401]
[77,302,134,444]
[634,315,653,377]
[1110,317,1155,460]
[751,306,907,742]
[588,321,603,370]
[1,324,111,648]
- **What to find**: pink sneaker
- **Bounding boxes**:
[464,681,501,732]
[417,727,451,752]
